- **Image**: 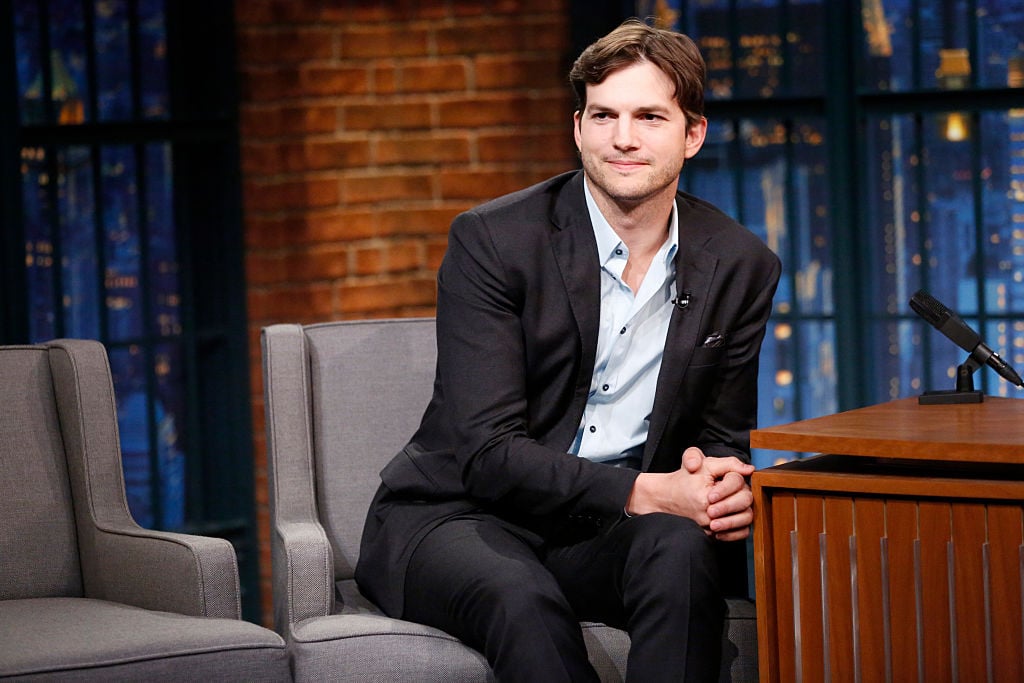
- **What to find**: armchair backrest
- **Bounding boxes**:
[0,346,82,600]
[262,319,437,583]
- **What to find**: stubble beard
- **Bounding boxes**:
[582,154,682,208]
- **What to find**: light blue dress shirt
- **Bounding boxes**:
[569,180,678,468]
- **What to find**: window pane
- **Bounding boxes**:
[59,146,100,338]
[791,118,831,315]
[739,118,789,306]
[22,146,57,341]
[982,110,1024,312]
[787,0,824,97]
[14,0,45,125]
[735,0,782,98]
[757,320,797,467]
[867,319,925,403]
[103,145,142,341]
[95,0,134,121]
[977,1,1024,88]
[798,320,837,417]
[110,344,153,527]
[146,143,180,336]
[48,0,90,124]
[138,0,169,119]
[922,111,978,314]
[685,120,738,216]
[691,0,734,98]
[155,341,185,528]
[861,1,911,91]
[864,114,925,316]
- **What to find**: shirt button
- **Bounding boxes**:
[589,425,597,433]
[615,248,623,255]
[619,326,626,334]
[602,384,609,391]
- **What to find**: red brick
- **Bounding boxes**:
[354,241,424,275]
[280,105,339,134]
[436,91,569,128]
[240,105,338,139]
[244,177,340,212]
[398,59,468,93]
[438,169,538,200]
[375,134,471,165]
[245,216,291,249]
[372,65,399,94]
[435,17,567,55]
[378,207,460,236]
[239,66,305,101]
[300,65,370,97]
[283,140,373,172]
[426,238,449,269]
[237,27,335,64]
[344,101,433,131]
[240,141,284,176]
[342,172,435,204]
[478,131,575,164]
[340,26,431,59]
[245,251,288,286]
[247,283,334,321]
[388,242,426,273]
[337,278,437,313]
[475,55,565,90]
[283,244,349,281]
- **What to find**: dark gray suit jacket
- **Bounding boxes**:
[356,170,782,617]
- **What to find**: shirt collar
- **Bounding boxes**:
[583,178,679,268]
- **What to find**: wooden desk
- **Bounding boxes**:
[751,397,1024,682]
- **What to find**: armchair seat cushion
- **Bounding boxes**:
[291,615,492,681]
[0,598,289,682]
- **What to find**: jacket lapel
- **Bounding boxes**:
[550,172,601,389]
[642,200,719,469]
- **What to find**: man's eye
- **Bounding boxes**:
[641,113,662,122]
[594,112,611,120]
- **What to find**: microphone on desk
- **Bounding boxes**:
[909,289,1024,388]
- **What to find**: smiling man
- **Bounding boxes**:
[356,18,781,682]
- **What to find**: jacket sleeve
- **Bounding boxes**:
[434,210,639,520]
[693,246,782,462]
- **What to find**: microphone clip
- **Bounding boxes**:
[671,292,691,310]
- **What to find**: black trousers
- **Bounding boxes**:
[403,511,725,683]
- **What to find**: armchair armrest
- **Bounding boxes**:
[86,526,242,618]
[273,520,334,635]
[44,340,242,618]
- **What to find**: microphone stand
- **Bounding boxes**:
[918,354,985,405]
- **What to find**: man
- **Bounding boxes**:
[356,18,781,682]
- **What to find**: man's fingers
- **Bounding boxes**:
[707,485,753,519]
[702,455,755,479]
[681,446,705,474]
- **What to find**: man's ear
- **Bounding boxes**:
[684,116,708,159]
[573,110,582,152]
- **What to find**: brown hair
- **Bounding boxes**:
[569,18,706,129]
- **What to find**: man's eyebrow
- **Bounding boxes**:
[585,102,675,115]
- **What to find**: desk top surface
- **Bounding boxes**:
[751,395,1024,463]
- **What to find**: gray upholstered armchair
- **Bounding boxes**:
[260,318,758,682]
[0,339,289,682]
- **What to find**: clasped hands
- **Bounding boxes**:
[625,447,755,542]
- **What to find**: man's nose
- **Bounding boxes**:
[613,119,638,149]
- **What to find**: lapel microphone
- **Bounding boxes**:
[671,292,691,310]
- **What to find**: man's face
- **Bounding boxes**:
[574,60,706,210]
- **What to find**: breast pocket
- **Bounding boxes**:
[689,344,726,368]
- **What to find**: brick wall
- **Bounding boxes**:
[235,0,578,623]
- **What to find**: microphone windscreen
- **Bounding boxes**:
[909,289,949,328]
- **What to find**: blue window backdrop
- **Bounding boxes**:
[635,0,1024,467]
[15,0,181,528]
[5,0,257,617]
